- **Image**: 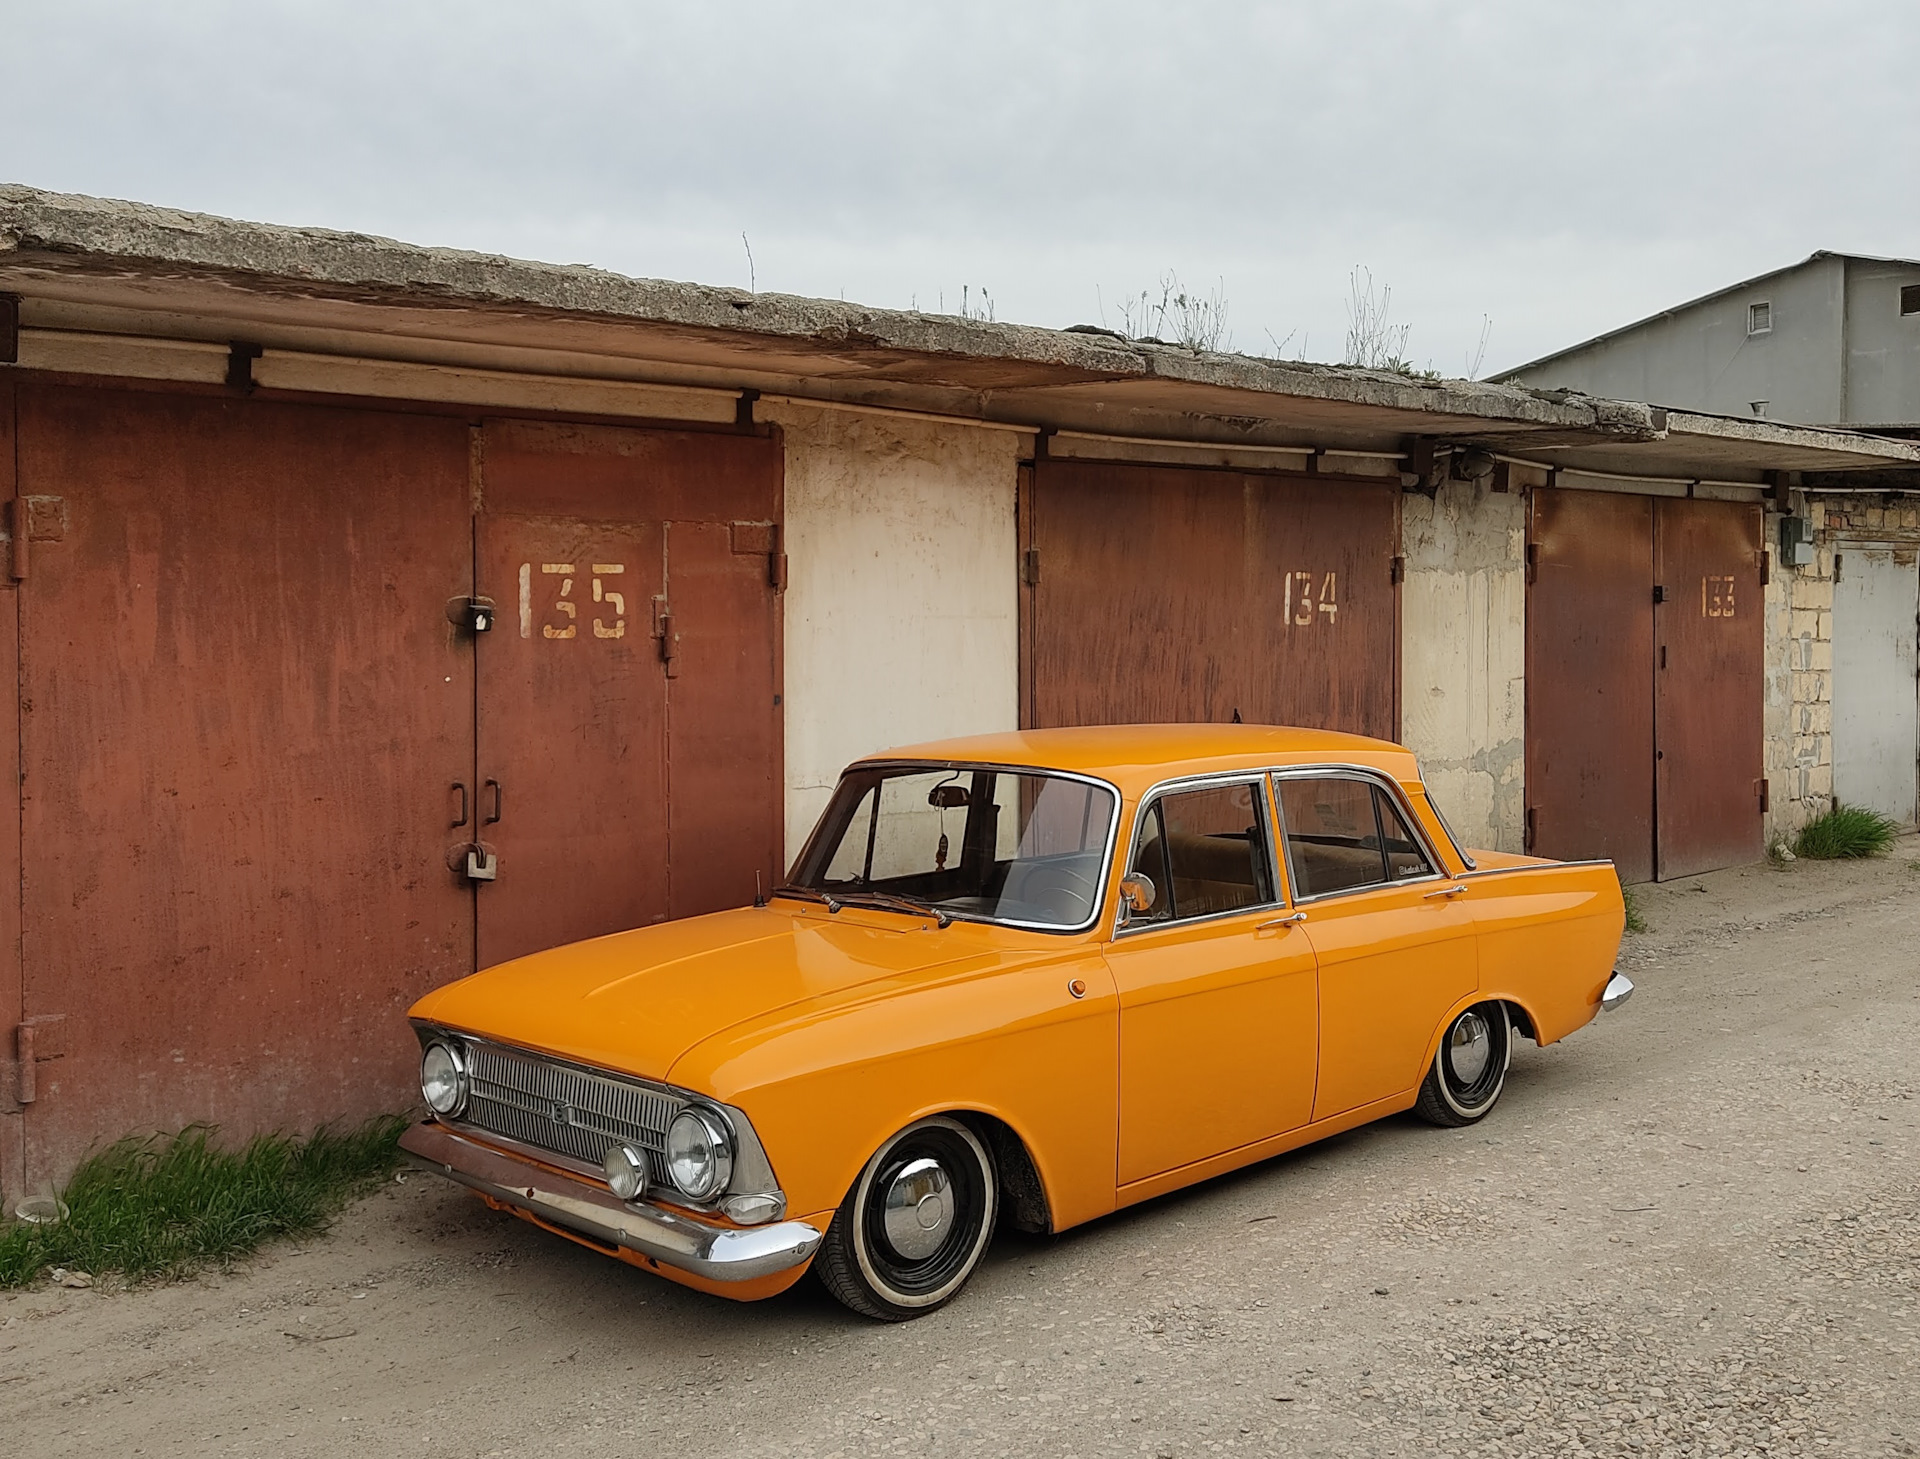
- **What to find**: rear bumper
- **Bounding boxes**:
[1601,971,1635,1012]
[399,1121,822,1283]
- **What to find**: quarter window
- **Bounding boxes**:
[1127,781,1275,925]
[1276,776,1435,898]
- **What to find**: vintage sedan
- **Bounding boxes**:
[401,725,1631,1320]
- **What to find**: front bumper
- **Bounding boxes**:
[400,1121,822,1283]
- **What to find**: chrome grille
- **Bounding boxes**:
[461,1040,684,1183]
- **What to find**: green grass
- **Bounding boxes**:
[1620,884,1649,934]
[0,1115,408,1289]
[1792,803,1901,861]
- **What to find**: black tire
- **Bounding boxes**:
[1414,1001,1512,1127]
[815,1115,998,1321]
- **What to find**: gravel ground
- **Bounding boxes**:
[3,843,1917,1457]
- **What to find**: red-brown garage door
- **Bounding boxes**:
[1023,459,1399,736]
[1526,488,1765,882]
[9,383,784,1188]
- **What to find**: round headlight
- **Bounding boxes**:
[420,1040,469,1117]
[666,1108,734,1201]
[603,1143,649,1202]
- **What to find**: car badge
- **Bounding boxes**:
[552,1101,574,1126]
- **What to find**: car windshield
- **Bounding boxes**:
[789,765,1118,930]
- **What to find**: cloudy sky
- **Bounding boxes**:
[7,1,1916,376]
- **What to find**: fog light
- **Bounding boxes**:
[603,1143,649,1202]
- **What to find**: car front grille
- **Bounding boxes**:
[460,1038,684,1185]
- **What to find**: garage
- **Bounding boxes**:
[10,380,783,1181]
[1020,458,1400,737]
[1525,487,1767,881]
[1831,546,1920,826]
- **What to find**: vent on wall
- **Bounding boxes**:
[1750,400,1770,418]
[1902,283,1920,316]
[1747,301,1773,336]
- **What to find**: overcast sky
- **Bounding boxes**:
[7,1,1917,376]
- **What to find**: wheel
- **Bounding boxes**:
[815,1115,998,1321]
[1413,1001,1512,1127]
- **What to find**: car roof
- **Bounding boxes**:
[858,724,1424,797]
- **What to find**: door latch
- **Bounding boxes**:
[465,847,499,882]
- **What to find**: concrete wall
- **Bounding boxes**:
[1504,256,1847,424]
[1399,480,1528,854]
[769,403,1025,861]
[1842,258,1920,428]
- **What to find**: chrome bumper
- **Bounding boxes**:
[400,1121,822,1283]
[1601,971,1635,1012]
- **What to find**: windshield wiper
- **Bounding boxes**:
[833,890,953,928]
[770,884,842,912]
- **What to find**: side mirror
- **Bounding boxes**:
[1118,872,1157,924]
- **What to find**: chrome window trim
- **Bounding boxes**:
[1111,770,1285,939]
[796,759,1124,937]
[410,1023,782,1208]
[1414,778,1478,871]
[1269,764,1451,905]
[1454,857,1617,881]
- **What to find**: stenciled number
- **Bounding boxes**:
[1702,574,1736,619]
[1283,570,1339,628]
[519,562,626,640]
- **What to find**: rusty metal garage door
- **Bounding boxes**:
[474,419,784,967]
[1526,489,1765,882]
[1023,460,1399,737]
[15,383,476,1181]
[1654,498,1766,880]
[1525,490,1656,882]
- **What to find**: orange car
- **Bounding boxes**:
[402,725,1630,1320]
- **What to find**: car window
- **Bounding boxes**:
[1276,776,1435,897]
[1127,781,1274,925]
[794,766,1117,929]
[1276,776,1387,896]
[1377,789,1437,881]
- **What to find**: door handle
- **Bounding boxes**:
[484,778,503,825]
[1424,883,1469,900]
[451,782,469,829]
[1256,911,1307,930]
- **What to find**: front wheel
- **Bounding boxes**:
[1413,1001,1512,1127]
[815,1115,998,1321]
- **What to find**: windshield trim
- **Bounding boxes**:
[791,758,1124,937]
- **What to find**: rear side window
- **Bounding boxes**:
[1127,781,1275,924]
[1276,776,1435,897]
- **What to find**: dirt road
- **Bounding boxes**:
[5,846,1917,1457]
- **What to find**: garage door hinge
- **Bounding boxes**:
[1525,542,1539,585]
[0,293,17,365]
[1524,807,1536,852]
[15,1015,67,1105]
[1758,550,1771,587]
[1757,779,1770,814]
[1022,548,1042,586]
[1652,584,1666,605]
[1390,555,1405,585]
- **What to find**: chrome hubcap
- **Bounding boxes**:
[1448,1011,1491,1085]
[881,1157,952,1260]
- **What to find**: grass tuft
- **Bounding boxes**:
[1620,884,1649,935]
[0,1115,408,1289]
[1792,803,1900,861]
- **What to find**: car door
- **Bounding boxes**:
[1273,770,1479,1122]
[1104,775,1319,1187]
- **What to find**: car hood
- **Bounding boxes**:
[408,904,1005,1082]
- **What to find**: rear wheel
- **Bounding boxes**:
[815,1116,998,1321]
[1414,1001,1512,1127]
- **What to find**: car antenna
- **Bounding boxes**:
[753,870,766,908]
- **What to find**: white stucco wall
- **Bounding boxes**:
[769,403,1025,861]
[1399,480,1528,853]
